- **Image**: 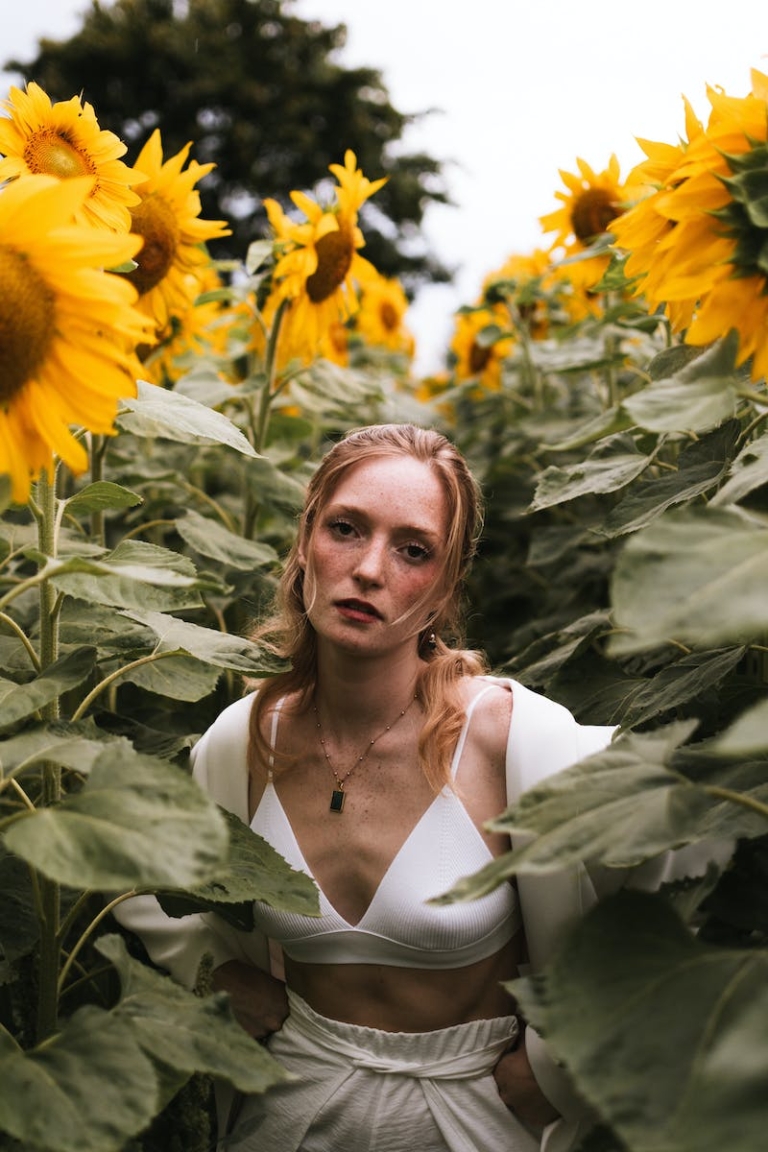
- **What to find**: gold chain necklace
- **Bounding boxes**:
[312,693,418,813]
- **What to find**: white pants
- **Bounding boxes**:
[223,991,540,1152]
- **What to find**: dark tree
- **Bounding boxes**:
[6,0,453,289]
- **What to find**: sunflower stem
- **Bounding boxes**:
[88,434,105,544]
[33,467,63,1042]
[255,297,290,455]
[244,297,291,539]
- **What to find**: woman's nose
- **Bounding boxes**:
[352,537,386,584]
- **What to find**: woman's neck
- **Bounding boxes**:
[313,646,422,729]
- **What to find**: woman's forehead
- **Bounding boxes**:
[330,455,446,512]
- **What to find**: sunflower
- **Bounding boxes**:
[263,150,387,362]
[0,175,150,502]
[124,129,230,336]
[141,264,238,387]
[0,82,143,232]
[449,304,514,390]
[483,249,558,338]
[540,156,631,291]
[610,68,768,379]
[353,272,415,358]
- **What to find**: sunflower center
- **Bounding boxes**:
[0,245,55,403]
[380,301,399,331]
[306,228,354,304]
[571,187,620,243]
[716,144,768,280]
[25,130,96,179]
[469,342,491,374]
[126,195,181,296]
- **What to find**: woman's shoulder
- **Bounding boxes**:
[458,675,514,762]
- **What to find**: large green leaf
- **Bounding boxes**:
[711,428,768,506]
[99,935,287,1093]
[0,931,287,1152]
[0,647,97,732]
[511,891,768,1152]
[46,540,221,611]
[508,612,614,688]
[158,807,319,929]
[122,652,223,702]
[547,406,634,451]
[0,846,39,964]
[0,719,118,781]
[65,481,143,516]
[291,357,384,409]
[711,698,768,754]
[531,439,651,511]
[0,1007,158,1152]
[623,331,740,433]
[4,743,228,890]
[175,508,279,570]
[241,454,309,512]
[436,723,762,903]
[120,609,288,675]
[614,646,746,729]
[119,379,260,457]
[599,421,738,538]
[609,506,768,652]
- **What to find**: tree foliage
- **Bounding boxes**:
[5,0,452,288]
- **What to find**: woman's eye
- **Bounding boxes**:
[403,542,430,562]
[330,519,356,537]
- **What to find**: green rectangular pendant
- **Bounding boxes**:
[329,788,345,813]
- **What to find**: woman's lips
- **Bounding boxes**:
[335,598,382,622]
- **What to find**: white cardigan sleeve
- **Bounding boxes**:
[113,693,270,989]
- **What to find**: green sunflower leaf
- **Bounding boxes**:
[65,482,143,515]
[530,439,651,511]
[0,719,121,780]
[711,428,768,505]
[434,722,761,903]
[609,505,768,652]
[4,743,228,891]
[0,1007,158,1152]
[510,891,768,1152]
[0,647,97,731]
[119,379,260,457]
[711,698,768,755]
[623,331,741,433]
[157,806,319,928]
[598,420,739,537]
[120,652,223,702]
[175,508,278,570]
[99,934,287,1093]
[118,610,287,675]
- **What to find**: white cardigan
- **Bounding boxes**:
[115,678,711,1150]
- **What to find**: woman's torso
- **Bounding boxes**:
[247,677,521,1031]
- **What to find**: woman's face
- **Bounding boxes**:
[299,455,450,658]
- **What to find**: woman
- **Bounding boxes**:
[118,424,621,1152]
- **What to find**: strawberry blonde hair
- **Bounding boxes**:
[247,423,487,790]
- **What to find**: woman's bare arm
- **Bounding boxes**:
[212,959,289,1039]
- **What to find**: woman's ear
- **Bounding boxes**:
[297,530,308,570]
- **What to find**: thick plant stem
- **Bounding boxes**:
[89,434,106,545]
[244,298,290,539]
[34,469,62,1042]
[254,297,290,456]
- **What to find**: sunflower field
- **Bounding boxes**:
[0,60,766,1152]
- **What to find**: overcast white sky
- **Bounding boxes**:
[4,0,767,370]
